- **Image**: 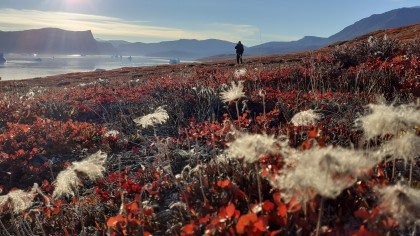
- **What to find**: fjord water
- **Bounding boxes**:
[0,54,170,80]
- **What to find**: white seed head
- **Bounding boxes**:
[226,133,278,163]
[234,68,247,78]
[53,151,107,198]
[378,133,420,164]
[355,102,420,140]
[0,184,38,214]
[220,81,245,103]
[72,150,107,180]
[291,109,321,126]
[53,167,81,198]
[271,146,378,204]
[376,183,420,226]
[134,106,169,128]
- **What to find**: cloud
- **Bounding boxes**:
[0,8,298,45]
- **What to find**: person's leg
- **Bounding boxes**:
[236,53,240,64]
[240,53,243,64]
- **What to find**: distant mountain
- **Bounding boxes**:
[246,7,420,56]
[1,7,418,59]
[96,41,118,55]
[107,40,131,48]
[0,28,98,54]
[118,39,237,59]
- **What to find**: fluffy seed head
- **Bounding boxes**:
[226,133,278,163]
[53,168,81,198]
[271,146,378,204]
[72,150,107,180]
[53,151,107,198]
[134,106,169,128]
[376,183,420,226]
[0,184,38,214]
[234,68,247,78]
[291,109,321,126]
[355,102,420,140]
[378,133,420,164]
[220,81,245,103]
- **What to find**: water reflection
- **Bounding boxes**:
[0,54,171,80]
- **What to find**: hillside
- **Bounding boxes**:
[241,7,420,56]
[0,24,418,90]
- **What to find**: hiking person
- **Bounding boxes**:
[235,41,244,64]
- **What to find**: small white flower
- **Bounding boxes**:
[134,106,169,128]
[291,109,321,126]
[53,151,107,198]
[251,203,262,214]
[226,133,278,163]
[376,183,420,226]
[220,81,245,103]
[104,130,120,138]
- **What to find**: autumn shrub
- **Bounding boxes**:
[0,37,419,236]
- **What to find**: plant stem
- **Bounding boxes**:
[198,165,206,202]
[35,214,47,236]
[255,163,263,204]
[392,159,396,180]
[315,197,325,236]
[235,100,240,120]
[0,219,12,236]
[409,160,413,187]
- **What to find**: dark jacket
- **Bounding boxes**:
[235,42,244,54]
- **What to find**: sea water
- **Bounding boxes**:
[0,54,171,81]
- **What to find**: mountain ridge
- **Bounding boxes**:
[0,28,99,54]
[0,7,419,59]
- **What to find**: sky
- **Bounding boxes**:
[0,0,418,46]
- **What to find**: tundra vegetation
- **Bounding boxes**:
[0,34,419,235]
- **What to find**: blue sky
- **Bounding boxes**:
[0,0,418,45]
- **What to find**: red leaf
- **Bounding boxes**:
[183,223,196,235]
[261,169,269,177]
[107,214,125,227]
[287,196,301,212]
[199,214,211,224]
[277,204,287,217]
[217,179,231,188]
[262,200,275,212]
[226,203,235,218]
[253,217,267,232]
[125,202,139,213]
[236,213,258,234]
[308,129,318,138]
[273,192,281,204]
[354,208,370,220]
